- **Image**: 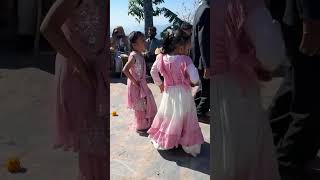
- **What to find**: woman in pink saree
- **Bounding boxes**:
[40,0,108,179]
[212,0,286,179]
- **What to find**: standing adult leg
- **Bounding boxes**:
[196,69,210,118]
[268,65,293,146]
[277,50,320,174]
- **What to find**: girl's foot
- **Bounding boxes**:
[150,139,166,150]
[136,128,149,134]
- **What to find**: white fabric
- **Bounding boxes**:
[150,85,202,157]
[244,7,286,71]
[182,144,201,157]
[212,73,280,180]
[150,57,163,86]
[212,7,283,179]
[187,64,200,84]
[151,139,200,157]
[159,86,192,121]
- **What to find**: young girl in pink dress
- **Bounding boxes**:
[40,0,108,179]
[122,31,157,134]
[148,29,204,157]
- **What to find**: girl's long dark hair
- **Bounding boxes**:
[162,28,191,54]
[128,31,144,51]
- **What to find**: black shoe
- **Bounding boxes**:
[136,129,149,136]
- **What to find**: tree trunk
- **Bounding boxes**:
[143,0,153,35]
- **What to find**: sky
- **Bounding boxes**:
[110,0,198,37]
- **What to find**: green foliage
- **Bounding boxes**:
[160,7,183,26]
[128,0,191,39]
[128,0,165,23]
[128,0,144,23]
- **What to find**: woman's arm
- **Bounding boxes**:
[122,56,139,87]
[40,0,95,87]
[296,0,320,55]
[41,0,83,65]
[198,7,210,79]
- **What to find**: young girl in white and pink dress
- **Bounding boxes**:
[122,31,157,134]
[148,29,204,157]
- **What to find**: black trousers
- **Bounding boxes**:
[194,69,210,116]
[269,24,320,169]
[145,54,156,76]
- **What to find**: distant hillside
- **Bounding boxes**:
[110,24,171,39]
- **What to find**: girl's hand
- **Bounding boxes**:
[299,21,320,56]
[73,61,97,89]
[133,80,140,87]
[203,68,210,79]
[159,84,164,93]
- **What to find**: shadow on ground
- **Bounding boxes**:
[110,76,127,84]
[11,168,28,174]
[110,76,154,84]
[158,142,210,175]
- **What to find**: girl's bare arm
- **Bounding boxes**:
[40,0,83,67]
[122,57,139,86]
[40,0,96,88]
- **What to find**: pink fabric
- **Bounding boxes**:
[134,110,153,130]
[148,112,204,149]
[148,54,204,149]
[154,54,193,91]
[213,0,265,94]
[126,51,157,130]
[54,0,108,179]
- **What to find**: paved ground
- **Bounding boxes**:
[0,67,78,180]
[0,53,78,180]
[110,79,210,180]
[0,53,318,180]
[109,77,288,180]
[0,63,288,180]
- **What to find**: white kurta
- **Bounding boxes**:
[212,7,286,180]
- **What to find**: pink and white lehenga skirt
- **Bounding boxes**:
[147,85,204,157]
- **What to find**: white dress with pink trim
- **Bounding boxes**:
[148,54,204,157]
